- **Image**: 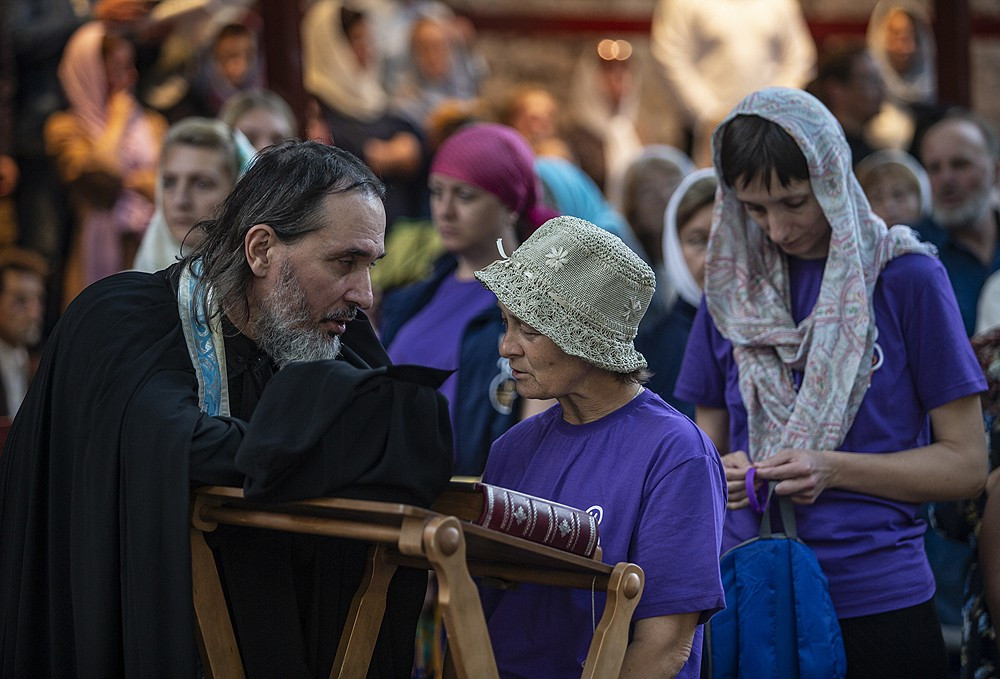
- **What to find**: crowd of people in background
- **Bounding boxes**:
[1,0,999,677]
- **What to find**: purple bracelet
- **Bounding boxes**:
[746,467,766,514]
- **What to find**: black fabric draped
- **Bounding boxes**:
[0,265,454,678]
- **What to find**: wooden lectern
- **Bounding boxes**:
[190,485,644,678]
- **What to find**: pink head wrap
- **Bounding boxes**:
[430,123,557,231]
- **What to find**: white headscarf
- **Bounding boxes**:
[867,0,937,105]
[302,0,387,122]
[705,87,935,461]
[663,168,716,309]
[134,128,256,273]
[855,148,932,219]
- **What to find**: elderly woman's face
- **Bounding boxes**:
[735,173,831,260]
[429,173,515,256]
[498,302,600,400]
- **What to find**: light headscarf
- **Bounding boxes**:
[57,21,159,286]
[855,148,932,219]
[866,0,936,105]
[663,167,716,309]
[705,87,935,461]
[534,156,629,238]
[134,127,256,273]
[302,0,387,122]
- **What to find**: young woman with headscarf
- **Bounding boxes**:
[674,87,987,677]
[379,123,556,476]
[301,0,426,227]
[132,117,253,273]
[45,22,167,304]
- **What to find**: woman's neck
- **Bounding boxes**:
[558,379,644,425]
[454,232,518,280]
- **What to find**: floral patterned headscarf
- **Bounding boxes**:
[705,87,935,461]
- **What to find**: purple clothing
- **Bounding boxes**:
[480,389,726,678]
[675,253,987,618]
[387,273,497,427]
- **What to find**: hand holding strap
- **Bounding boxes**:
[745,467,767,515]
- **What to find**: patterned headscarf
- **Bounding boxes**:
[705,87,935,461]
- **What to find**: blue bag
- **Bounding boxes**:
[706,483,847,679]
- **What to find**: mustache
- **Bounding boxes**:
[321,307,358,323]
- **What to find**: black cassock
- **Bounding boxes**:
[0,265,453,678]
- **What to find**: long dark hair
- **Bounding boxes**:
[182,140,385,321]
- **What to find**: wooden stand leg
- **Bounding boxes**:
[329,544,398,678]
[190,527,245,679]
[422,516,499,679]
[580,562,644,679]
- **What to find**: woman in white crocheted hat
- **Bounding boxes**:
[674,86,987,677]
[474,215,727,678]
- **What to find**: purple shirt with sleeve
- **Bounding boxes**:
[387,272,497,426]
[675,253,987,618]
[480,389,727,678]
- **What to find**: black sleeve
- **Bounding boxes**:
[235,362,454,507]
[122,342,247,488]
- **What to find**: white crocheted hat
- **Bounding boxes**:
[475,215,654,373]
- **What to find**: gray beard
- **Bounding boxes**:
[933,183,992,230]
[253,262,345,369]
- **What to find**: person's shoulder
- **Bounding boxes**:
[878,251,945,293]
[632,391,718,458]
[63,270,176,327]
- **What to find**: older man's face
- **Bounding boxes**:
[922,119,998,229]
[249,190,385,366]
[0,269,45,348]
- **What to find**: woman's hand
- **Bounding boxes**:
[722,450,753,510]
[754,448,836,504]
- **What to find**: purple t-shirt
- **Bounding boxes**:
[675,253,987,618]
[480,389,727,678]
[387,273,497,426]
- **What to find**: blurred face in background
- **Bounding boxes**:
[161,143,234,246]
[844,52,886,125]
[234,106,296,151]
[678,204,712,288]
[0,269,45,348]
[885,9,918,76]
[510,90,560,147]
[862,168,922,226]
[598,59,631,111]
[214,29,256,88]
[922,119,998,230]
[411,18,452,82]
[625,161,685,266]
[429,173,515,259]
[346,17,375,71]
[103,36,137,96]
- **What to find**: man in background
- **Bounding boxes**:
[0,247,46,419]
[917,110,1000,336]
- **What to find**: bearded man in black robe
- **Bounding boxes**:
[0,141,453,677]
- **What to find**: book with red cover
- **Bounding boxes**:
[433,480,600,558]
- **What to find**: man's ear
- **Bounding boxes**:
[245,224,278,278]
